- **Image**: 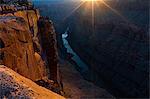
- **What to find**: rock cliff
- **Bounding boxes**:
[0,15,46,81]
[65,0,149,98]
[0,0,62,97]
[38,17,59,82]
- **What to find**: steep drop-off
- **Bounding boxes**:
[0,1,63,97]
[66,1,149,98]
[38,17,59,82]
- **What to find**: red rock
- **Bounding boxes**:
[0,16,46,81]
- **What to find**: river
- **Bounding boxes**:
[62,27,89,73]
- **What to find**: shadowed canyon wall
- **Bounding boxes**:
[66,1,149,98]
[32,0,149,97]
[38,17,59,82]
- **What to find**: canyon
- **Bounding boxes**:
[0,0,149,98]
[33,0,149,98]
[66,1,149,98]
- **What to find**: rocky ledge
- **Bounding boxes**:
[0,65,64,99]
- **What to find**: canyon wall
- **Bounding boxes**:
[0,15,46,81]
[0,1,60,86]
[38,17,59,82]
[66,1,149,98]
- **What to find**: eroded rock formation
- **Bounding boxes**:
[38,17,59,82]
[0,0,62,96]
[0,15,47,81]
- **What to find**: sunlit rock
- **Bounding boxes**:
[0,65,65,99]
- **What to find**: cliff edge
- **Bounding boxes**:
[0,65,64,99]
[0,0,64,98]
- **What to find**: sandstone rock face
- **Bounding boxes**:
[0,1,62,97]
[14,10,41,51]
[0,8,41,51]
[14,10,40,38]
[38,17,59,82]
[0,2,62,94]
[0,2,51,82]
[0,65,65,99]
[0,16,46,81]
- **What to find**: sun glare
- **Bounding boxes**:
[64,0,127,27]
[82,0,102,1]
